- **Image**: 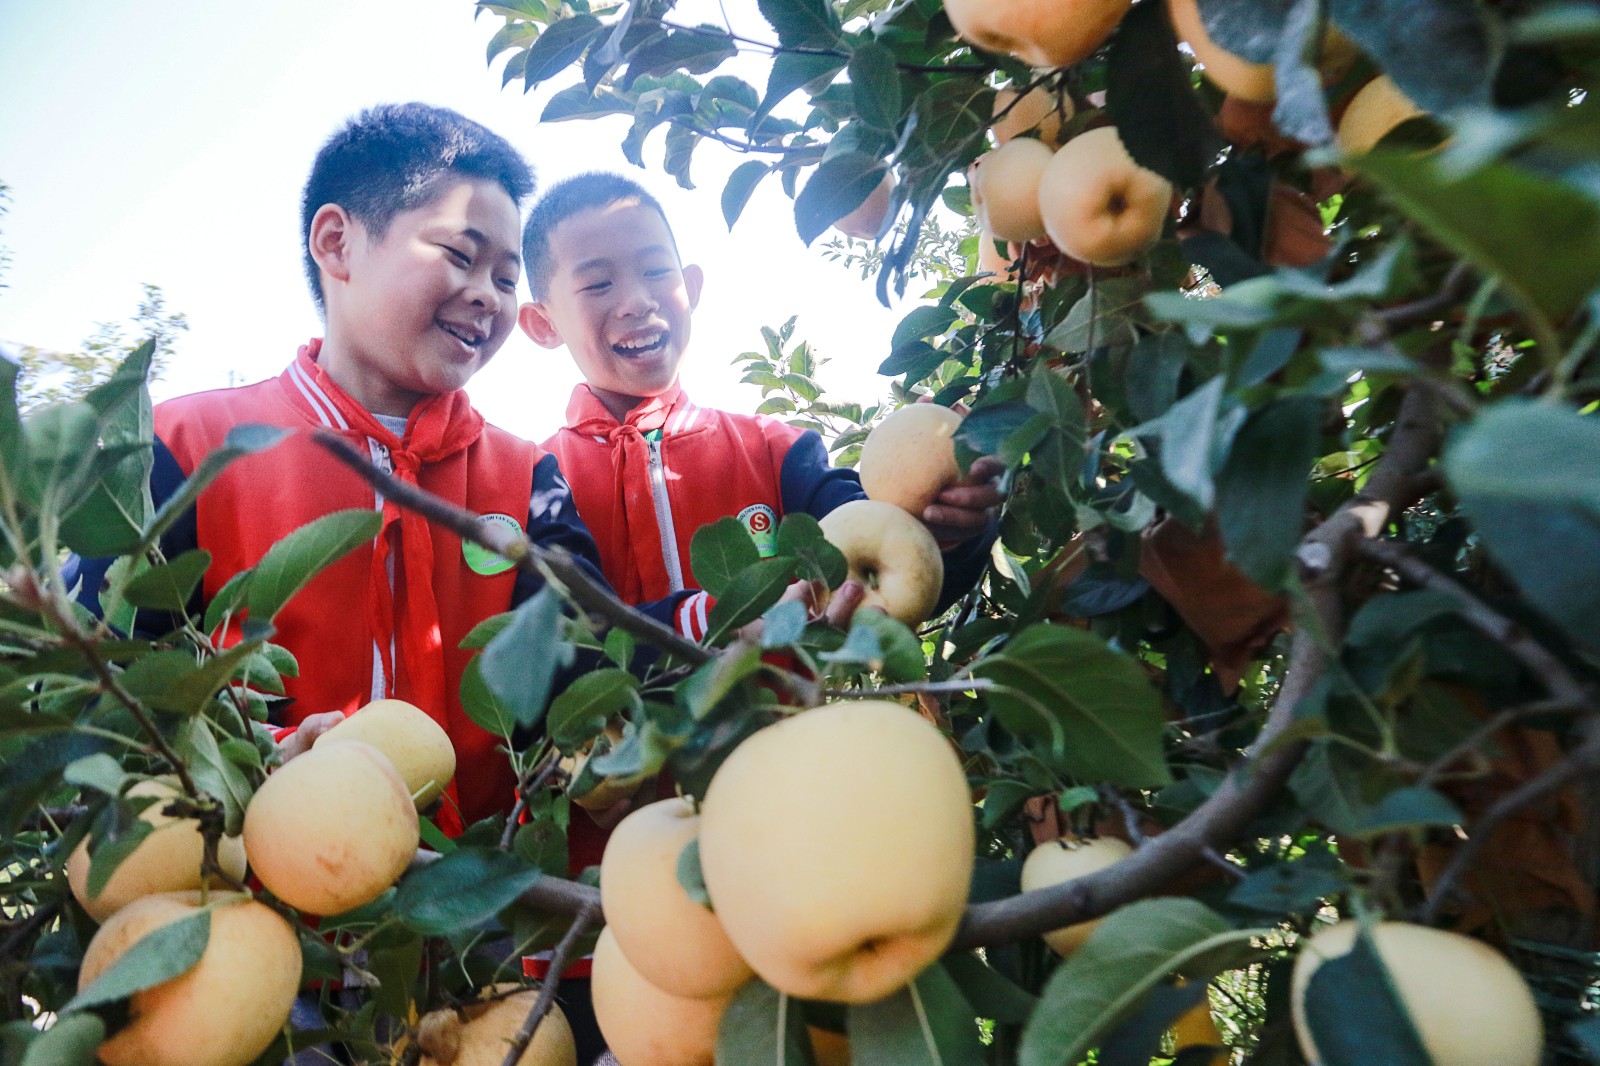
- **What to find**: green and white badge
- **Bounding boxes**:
[462,513,523,576]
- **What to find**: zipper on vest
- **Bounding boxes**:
[646,437,685,593]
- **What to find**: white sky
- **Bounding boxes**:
[0,0,915,442]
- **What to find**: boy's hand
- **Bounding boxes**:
[276,710,346,764]
[921,456,1006,546]
[736,579,867,643]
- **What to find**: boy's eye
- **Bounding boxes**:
[496,277,517,293]
[580,281,611,293]
[443,246,471,265]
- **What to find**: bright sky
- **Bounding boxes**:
[0,0,915,442]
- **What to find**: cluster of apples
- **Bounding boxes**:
[817,403,970,627]
[590,699,975,1064]
[64,699,461,1066]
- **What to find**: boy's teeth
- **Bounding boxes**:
[440,322,481,346]
[616,332,666,355]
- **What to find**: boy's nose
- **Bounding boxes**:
[618,280,659,316]
[462,270,498,307]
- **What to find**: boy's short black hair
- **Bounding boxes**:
[521,172,676,300]
[301,102,536,309]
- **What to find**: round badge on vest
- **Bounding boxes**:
[737,503,779,558]
[463,513,523,576]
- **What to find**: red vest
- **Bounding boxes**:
[155,347,541,828]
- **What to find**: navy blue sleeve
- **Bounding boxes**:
[778,429,995,616]
[70,436,196,628]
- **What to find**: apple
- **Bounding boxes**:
[1039,127,1174,267]
[77,890,301,1066]
[992,84,1072,147]
[858,404,964,519]
[1019,835,1134,957]
[417,984,577,1066]
[591,926,731,1066]
[600,796,754,999]
[1291,920,1541,1066]
[1337,75,1427,156]
[66,776,248,923]
[243,739,418,915]
[559,720,644,811]
[697,700,975,1004]
[974,223,1015,281]
[818,500,944,626]
[834,172,895,240]
[970,138,1054,243]
[944,0,1134,69]
[315,697,456,809]
[1166,0,1276,102]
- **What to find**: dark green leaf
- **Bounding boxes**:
[691,517,762,599]
[1302,925,1433,1066]
[716,980,810,1065]
[676,836,711,908]
[1106,0,1226,188]
[723,161,770,229]
[974,625,1172,787]
[942,953,1038,1024]
[795,152,888,246]
[245,509,381,623]
[20,401,99,510]
[1215,396,1320,590]
[541,84,634,123]
[849,963,985,1065]
[892,305,960,352]
[707,556,800,640]
[1327,0,1495,115]
[758,0,840,49]
[1137,376,1248,513]
[460,657,515,738]
[522,15,602,88]
[548,669,639,750]
[1126,332,1190,423]
[1019,899,1257,1066]
[123,549,212,613]
[396,848,543,935]
[17,1013,104,1066]
[174,718,252,834]
[837,612,927,684]
[63,753,128,797]
[1228,848,1346,916]
[66,908,211,1012]
[677,641,764,719]
[849,42,902,133]
[756,52,847,126]
[775,512,847,588]
[1350,785,1464,837]
[85,821,155,900]
[481,587,573,731]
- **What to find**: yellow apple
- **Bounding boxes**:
[697,700,975,1004]
[858,404,964,519]
[560,721,643,812]
[315,697,456,809]
[992,85,1072,147]
[944,0,1134,69]
[1039,127,1173,267]
[243,739,419,915]
[818,500,944,626]
[1167,0,1276,102]
[970,138,1054,243]
[1019,835,1133,957]
[66,777,248,923]
[600,797,754,1000]
[77,890,302,1066]
[1170,984,1227,1065]
[1337,75,1427,156]
[1291,920,1542,1066]
[417,985,577,1066]
[591,926,731,1066]
[834,172,895,240]
[975,223,1015,281]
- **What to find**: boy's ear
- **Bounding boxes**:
[308,204,358,286]
[518,302,564,349]
[683,263,705,310]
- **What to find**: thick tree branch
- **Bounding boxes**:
[310,430,711,666]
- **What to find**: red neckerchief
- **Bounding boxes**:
[566,383,685,601]
[295,342,483,774]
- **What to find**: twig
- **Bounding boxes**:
[497,904,599,1066]
[1420,720,1600,925]
[310,430,711,667]
[499,752,565,851]
[1372,262,1474,331]
[1358,538,1597,713]
[821,677,992,700]
[409,849,603,919]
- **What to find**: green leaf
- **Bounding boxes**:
[1047,279,1147,353]
[396,848,543,935]
[143,424,289,550]
[1020,899,1259,1066]
[707,556,800,641]
[548,669,639,750]
[20,401,100,511]
[849,41,902,133]
[1302,925,1434,1066]
[974,625,1172,787]
[1350,785,1464,838]
[174,718,252,834]
[795,152,888,247]
[245,508,381,623]
[942,953,1039,1024]
[716,980,810,1065]
[1442,399,1600,652]
[757,0,840,49]
[522,14,602,88]
[1125,332,1190,423]
[836,612,927,684]
[1136,376,1248,513]
[1215,396,1320,590]
[460,657,515,738]
[676,836,711,908]
[1353,152,1600,328]
[756,51,847,126]
[759,599,808,648]
[722,160,770,229]
[85,820,156,900]
[677,641,764,719]
[775,512,847,588]
[848,963,985,1065]
[63,754,127,797]
[17,1013,104,1066]
[892,305,960,352]
[481,586,573,731]
[1106,0,1225,189]
[66,908,211,1012]
[1327,0,1495,115]
[691,517,762,599]
[122,549,212,613]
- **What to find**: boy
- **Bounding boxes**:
[71,106,701,837]
[516,172,1002,619]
